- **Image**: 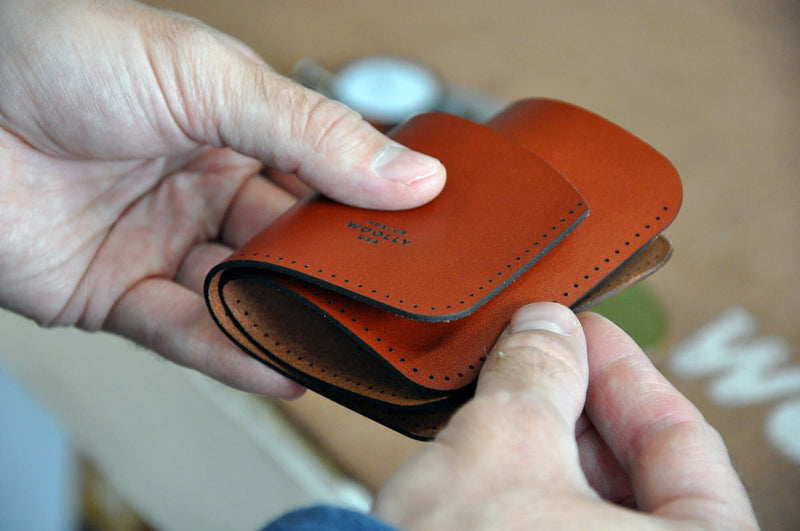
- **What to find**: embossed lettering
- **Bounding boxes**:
[347,220,411,246]
[357,234,379,244]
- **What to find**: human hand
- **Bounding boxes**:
[373,303,758,529]
[0,0,445,396]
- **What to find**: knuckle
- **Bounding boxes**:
[667,418,726,451]
[494,330,585,382]
[138,12,227,137]
[501,328,569,353]
[457,391,568,437]
[292,94,370,155]
[142,10,211,50]
[630,415,726,467]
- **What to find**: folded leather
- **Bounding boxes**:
[205,98,682,440]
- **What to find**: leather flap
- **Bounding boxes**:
[225,112,589,322]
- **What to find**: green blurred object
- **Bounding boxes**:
[589,283,668,349]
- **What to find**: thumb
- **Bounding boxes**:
[373,303,595,528]
[145,11,446,210]
[439,303,591,489]
[238,77,447,210]
[476,302,589,426]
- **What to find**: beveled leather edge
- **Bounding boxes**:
[571,234,674,313]
[225,207,589,324]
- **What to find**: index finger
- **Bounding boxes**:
[579,312,758,528]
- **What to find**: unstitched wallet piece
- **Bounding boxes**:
[205,98,683,440]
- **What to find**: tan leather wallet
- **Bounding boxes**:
[205,98,682,440]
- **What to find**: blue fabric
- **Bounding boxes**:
[0,363,77,531]
[263,505,398,531]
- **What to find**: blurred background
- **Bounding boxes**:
[1,1,798,529]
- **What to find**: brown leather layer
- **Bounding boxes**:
[572,235,673,312]
[205,98,683,440]
[226,112,588,321]
[485,99,683,308]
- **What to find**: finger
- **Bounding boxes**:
[141,11,446,210]
[261,168,315,200]
[579,312,758,527]
[104,277,304,398]
[166,148,298,249]
[175,242,232,294]
[438,303,593,492]
[575,414,635,507]
[218,173,298,248]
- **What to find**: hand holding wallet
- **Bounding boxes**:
[205,99,682,440]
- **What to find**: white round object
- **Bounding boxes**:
[332,56,442,123]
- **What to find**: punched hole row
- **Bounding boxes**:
[557,207,669,301]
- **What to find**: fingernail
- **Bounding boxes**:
[510,302,579,336]
[372,143,443,185]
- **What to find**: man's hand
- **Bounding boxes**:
[0,0,445,395]
[373,303,759,529]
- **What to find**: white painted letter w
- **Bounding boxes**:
[668,307,800,407]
